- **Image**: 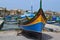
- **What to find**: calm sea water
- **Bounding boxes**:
[2,23,20,30]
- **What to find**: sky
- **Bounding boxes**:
[0,0,60,12]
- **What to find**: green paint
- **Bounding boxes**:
[40,0,42,9]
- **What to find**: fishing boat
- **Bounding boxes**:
[0,17,4,30]
[20,12,35,18]
[5,15,17,24]
[56,16,60,23]
[18,0,46,38]
[47,16,56,24]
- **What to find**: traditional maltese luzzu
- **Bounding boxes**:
[19,0,46,33]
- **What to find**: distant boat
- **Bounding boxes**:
[20,12,35,18]
[5,15,17,24]
[0,17,4,30]
[5,15,12,20]
[56,16,60,23]
[47,16,57,24]
[47,21,56,24]
[52,16,56,21]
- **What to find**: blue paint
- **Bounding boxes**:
[20,12,35,18]
[56,17,60,21]
[52,16,56,21]
[19,22,45,33]
[5,15,12,20]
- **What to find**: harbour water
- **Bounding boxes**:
[1,23,19,30]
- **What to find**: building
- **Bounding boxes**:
[45,11,60,16]
[0,7,6,17]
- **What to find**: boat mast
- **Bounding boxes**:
[40,0,42,9]
[31,5,33,13]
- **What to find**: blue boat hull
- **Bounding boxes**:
[19,22,45,33]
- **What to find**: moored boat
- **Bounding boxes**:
[0,17,4,30]
[19,0,46,33]
[18,0,47,39]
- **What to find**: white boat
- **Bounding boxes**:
[47,21,56,24]
[0,17,4,30]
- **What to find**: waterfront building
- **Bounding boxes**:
[0,7,6,17]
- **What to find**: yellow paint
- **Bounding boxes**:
[27,17,31,20]
[25,16,31,20]
[26,15,46,26]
